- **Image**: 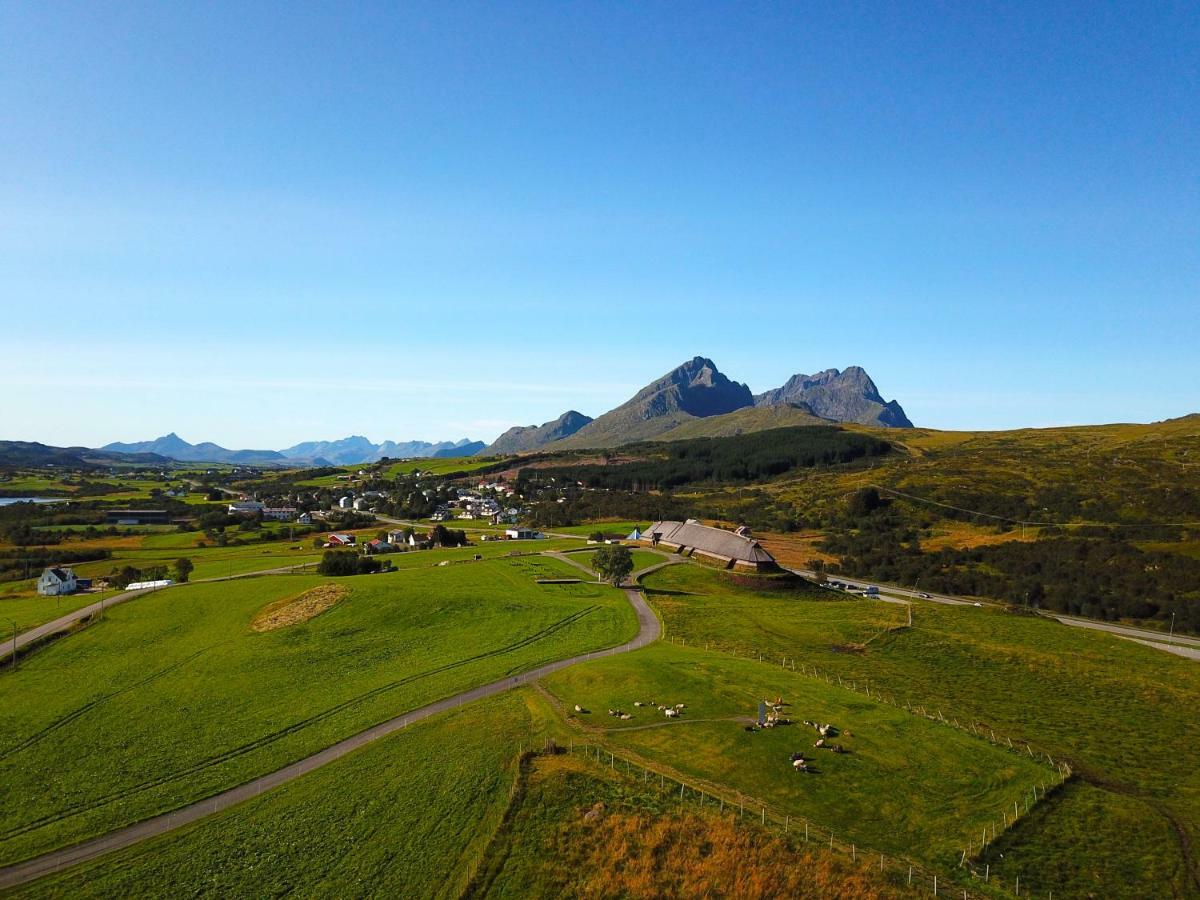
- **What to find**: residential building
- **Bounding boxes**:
[261,507,298,521]
[37,567,77,596]
[326,533,356,546]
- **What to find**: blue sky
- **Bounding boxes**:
[2,2,1196,448]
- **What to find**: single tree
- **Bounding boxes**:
[173,557,194,583]
[592,545,633,586]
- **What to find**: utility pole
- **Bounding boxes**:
[1170,611,1176,641]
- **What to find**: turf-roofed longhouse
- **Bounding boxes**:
[643,520,778,573]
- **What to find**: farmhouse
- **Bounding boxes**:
[326,533,356,546]
[505,528,538,540]
[643,520,778,573]
[37,567,78,596]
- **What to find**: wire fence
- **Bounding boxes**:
[496,736,1053,898]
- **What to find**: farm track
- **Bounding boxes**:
[0,645,217,762]
[0,586,659,890]
[0,607,599,846]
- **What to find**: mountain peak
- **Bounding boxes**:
[480,409,595,455]
[755,366,911,427]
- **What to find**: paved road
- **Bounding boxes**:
[0,585,659,890]
[1,563,317,663]
[788,567,1199,654]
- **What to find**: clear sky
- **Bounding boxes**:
[3,2,1197,449]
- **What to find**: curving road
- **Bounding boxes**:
[0,585,659,890]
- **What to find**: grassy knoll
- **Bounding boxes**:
[639,564,1200,898]
[0,557,636,865]
[471,749,914,898]
[21,692,540,899]
[543,643,1050,871]
[570,547,670,575]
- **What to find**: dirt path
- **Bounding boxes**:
[0,587,660,890]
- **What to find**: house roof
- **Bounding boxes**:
[644,521,775,564]
[44,567,74,581]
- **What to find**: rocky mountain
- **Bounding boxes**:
[552,358,755,449]
[754,367,912,428]
[480,411,593,455]
[655,402,831,441]
[101,433,289,466]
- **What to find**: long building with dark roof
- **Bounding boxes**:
[643,520,777,573]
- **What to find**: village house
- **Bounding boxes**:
[228,501,266,516]
[326,533,356,546]
[37,567,78,596]
[261,507,298,521]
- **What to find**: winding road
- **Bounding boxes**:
[0,580,660,890]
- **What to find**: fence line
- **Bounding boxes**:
[559,739,1017,898]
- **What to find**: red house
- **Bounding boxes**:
[326,532,355,546]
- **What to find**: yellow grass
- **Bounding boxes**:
[250,584,348,632]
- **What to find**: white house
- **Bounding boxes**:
[504,528,538,540]
[37,567,78,596]
[261,507,298,521]
[338,496,353,509]
[296,512,313,525]
[387,530,407,544]
[352,497,371,511]
[228,501,266,515]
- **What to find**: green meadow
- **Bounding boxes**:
[20,692,539,899]
[638,564,1200,898]
[0,557,637,865]
[543,642,1050,869]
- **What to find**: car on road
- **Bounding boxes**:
[917,592,931,599]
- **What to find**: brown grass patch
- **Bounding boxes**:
[757,530,838,567]
[921,521,1039,552]
[251,584,348,632]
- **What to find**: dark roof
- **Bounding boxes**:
[46,567,74,581]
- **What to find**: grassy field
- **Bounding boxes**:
[542,642,1050,871]
[638,564,1200,898]
[546,520,645,537]
[471,746,916,898]
[20,692,541,899]
[569,547,671,575]
[0,556,637,865]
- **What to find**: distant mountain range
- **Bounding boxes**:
[87,358,910,465]
[97,433,486,466]
[526,357,912,452]
[0,441,170,468]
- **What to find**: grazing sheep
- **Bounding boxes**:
[814,738,825,748]
[633,701,643,707]
[665,708,679,718]
[574,704,583,713]
[620,713,632,720]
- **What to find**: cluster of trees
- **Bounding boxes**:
[0,547,111,583]
[521,428,891,494]
[524,491,689,529]
[820,502,1200,630]
[317,550,390,576]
